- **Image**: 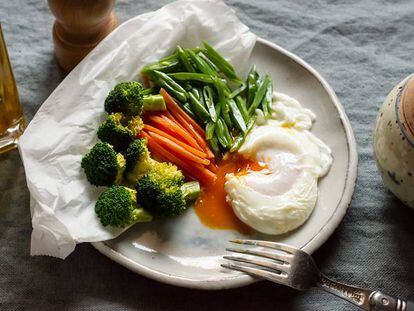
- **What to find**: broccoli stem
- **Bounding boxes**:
[181,181,201,202]
[131,208,153,223]
[142,94,166,111]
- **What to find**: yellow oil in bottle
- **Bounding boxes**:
[0,24,25,153]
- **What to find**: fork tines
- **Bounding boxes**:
[229,239,297,254]
[222,239,296,284]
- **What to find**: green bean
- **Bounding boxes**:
[192,47,202,54]
[141,52,181,74]
[246,66,259,106]
[215,118,228,148]
[196,87,208,111]
[205,121,215,140]
[221,99,233,128]
[221,118,233,146]
[235,96,249,122]
[230,116,256,152]
[229,83,246,99]
[177,46,196,72]
[222,81,233,96]
[208,136,220,157]
[183,82,193,92]
[227,98,247,132]
[248,75,271,115]
[142,62,181,74]
[202,86,217,122]
[198,51,219,73]
[159,51,179,63]
[163,83,187,103]
[221,100,232,128]
[152,70,188,102]
[186,49,216,76]
[215,118,232,148]
[213,77,232,128]
[203,41,240,82]
[181,102,198,120]
[190,88,201,99]
[262,75,273,118]
[188,92,210,121]
[153,70,187,93]
[262,93,269,117]
[168,72,215,84]
[214,101,221,119]
[213,77,229,96]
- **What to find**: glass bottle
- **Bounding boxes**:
[0,23,25,153]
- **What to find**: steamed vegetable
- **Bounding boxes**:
[81,41,276,230]
[141,131,216,185]
[135,162,200,217]
[140,89,217,184]
[97,113,143,152]
[141,42,274,155]
[124,138,153,183]
[105,81,166,116]
[81,79,204,229]
[95,186,152,227]
[81,142,125,186]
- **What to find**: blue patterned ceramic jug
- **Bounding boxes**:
[373,74,414,208]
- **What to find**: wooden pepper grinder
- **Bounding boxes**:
[48,0,118,72]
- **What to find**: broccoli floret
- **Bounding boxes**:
[104,81,166,116]
[135,163,200,218]
[81,142,125,186]
[124,138,153,183]
[95,186,152,227]
[97,113,143,152]
[127,116,144,137]
[155,182,201,217]
[150,161,185,187]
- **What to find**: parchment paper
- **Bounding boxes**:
[18,0,256,259]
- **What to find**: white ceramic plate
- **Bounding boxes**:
[92,37,357,290]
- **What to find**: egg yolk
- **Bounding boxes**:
[194,154,266,234]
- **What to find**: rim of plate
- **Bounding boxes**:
[92,37,358,290]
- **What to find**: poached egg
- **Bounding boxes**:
[225,92,332,235]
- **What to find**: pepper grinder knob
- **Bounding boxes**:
[48,0,118,72]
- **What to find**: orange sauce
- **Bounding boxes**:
[194,155,266,234]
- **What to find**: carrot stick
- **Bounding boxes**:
[160,88,205,136]
[142,132,216,184]
[147,115,200,150]
[144,124,207,158]
[208,162,218,173]
[161,111,206,153]
[147,131,210,166]
[162,106,214,158]
[193,163,217,184]
[186,123,215,159]
[159,89,216,158]
[160,114,206,150]
[164,110,186,131]
[159,95,215,158]
[140,132,196,180]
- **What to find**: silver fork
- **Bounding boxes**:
[223,240,413,311]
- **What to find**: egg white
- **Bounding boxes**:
[225,93,332,235]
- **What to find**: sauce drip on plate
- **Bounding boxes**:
[194,155,266,234]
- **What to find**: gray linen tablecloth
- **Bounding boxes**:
[1,0,413,310]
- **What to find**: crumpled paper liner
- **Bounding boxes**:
[18,0,256,259]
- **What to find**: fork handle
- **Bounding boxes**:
[318,275,373,309]
[369,291,414,311]
[318,275,413,310]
